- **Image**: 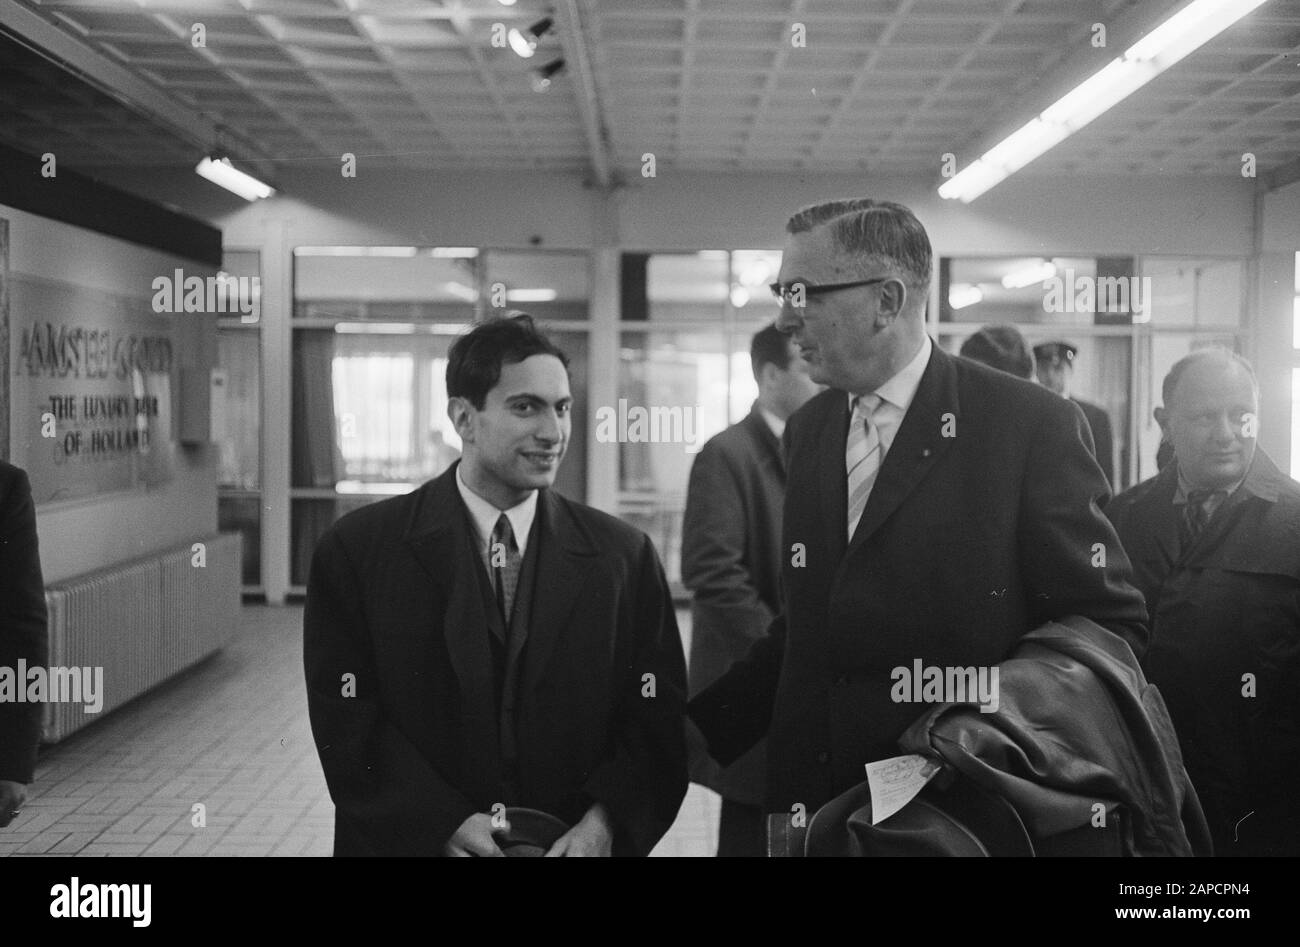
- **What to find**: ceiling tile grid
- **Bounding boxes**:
[0,0,1296,181]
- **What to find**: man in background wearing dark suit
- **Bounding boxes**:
[0,461,48,829]
[305,314,686,856]
[1106,349,1300,856]
[689,200,1148,847]
[1035,340,1116,488]
[682,323,819,856]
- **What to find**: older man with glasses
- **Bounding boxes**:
[689,198,1149,854]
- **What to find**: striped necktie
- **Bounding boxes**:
[492,513,522,623]
[846,393,883,540]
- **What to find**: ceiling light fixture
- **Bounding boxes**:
[948,284,983,310]
[506,288,558,302]
[531,57,566,92]
[508,17,554,59]
[938,0,1271,203]
[195,155,275,201]
[1001,261,1057,289]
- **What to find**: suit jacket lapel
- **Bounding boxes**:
[521,489,599,697]
[847,341,957,556]
[403,468,498,726]
[818,394,850,563]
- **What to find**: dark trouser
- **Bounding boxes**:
[717,798,766,857]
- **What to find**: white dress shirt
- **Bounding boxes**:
[456,465,538,572]
[846,334,933,463]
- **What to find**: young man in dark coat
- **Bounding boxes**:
[304,314,686,856]
[1106,349,1300,856]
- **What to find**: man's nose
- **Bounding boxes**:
[1209,413,1237,442]
[775,305,801,335]
[535,409,564,443]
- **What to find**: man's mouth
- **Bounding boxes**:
[522,451,559,466]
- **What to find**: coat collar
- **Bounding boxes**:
[402,463,600,698]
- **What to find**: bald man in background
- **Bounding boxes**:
[1106,349,1300,856]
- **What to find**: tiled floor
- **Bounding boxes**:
[2,604,720,857]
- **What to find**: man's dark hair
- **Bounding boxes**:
[751,323,793,381]
[447,311,570,409]
[1161,347,1258,408]
[785,198,933,291]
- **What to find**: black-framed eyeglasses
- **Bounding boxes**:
[768,277,889,305]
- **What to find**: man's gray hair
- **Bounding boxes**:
[786,198,933,290]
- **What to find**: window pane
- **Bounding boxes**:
[1142,258,1242,327]
[293,247,481,320]
[1293,368,1300,481]
[218,496,261,587]
[615,329,731,586]
[483,250,589,321]
[942,257,1099,325]
[623,251,729,322]
[217,330,260,489]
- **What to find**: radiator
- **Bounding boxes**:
[42,533,241,743]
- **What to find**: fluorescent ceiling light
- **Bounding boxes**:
[364,247,418,257]
[294,246,415,257]
[939,0,1270,203]
[444,281,479,302]
[334,323,417,334]
[195,156,275,201]
[508,28,536,58]
[948,284,983,310]
[1001,261,1057,289]
[430,247,480,258]
[506,288,558,302]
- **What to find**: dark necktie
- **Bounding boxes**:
[1180,488,1224,549]
[492,514,522,623]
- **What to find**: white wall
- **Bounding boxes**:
[2,204,219,584]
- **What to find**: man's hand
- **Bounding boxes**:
[0,780,28,829]
[444,812,509,857]
[545,802,614,857]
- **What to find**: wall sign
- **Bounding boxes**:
[9,275,175,504]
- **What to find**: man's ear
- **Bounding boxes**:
[875,278,907,324]
[1153,406,1169,439]
[757,361,779,391]
[448,397,475,444]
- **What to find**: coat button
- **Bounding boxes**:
[921,447,932,458]
[817,751,830,765]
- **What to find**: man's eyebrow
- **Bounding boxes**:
[504,392,572,405]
